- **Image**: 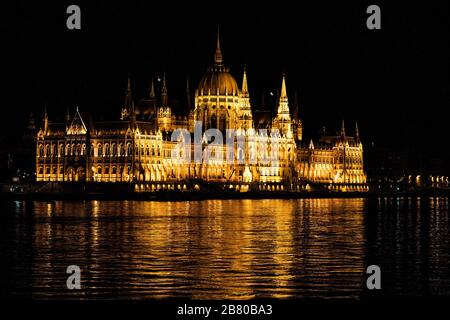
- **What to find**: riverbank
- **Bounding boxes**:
[1,187,449,201]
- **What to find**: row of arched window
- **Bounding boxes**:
[38,142,166,158]
[94,143,132,157]
[38,143,87,157]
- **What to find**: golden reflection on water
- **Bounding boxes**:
[28,198,367,299]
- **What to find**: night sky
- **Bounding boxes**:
[1,1,449,160]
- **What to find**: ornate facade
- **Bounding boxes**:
[35,32,368,192]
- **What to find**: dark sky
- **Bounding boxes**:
[1,1,449,158]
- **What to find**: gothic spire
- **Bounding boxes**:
[214,26,223,66]
[125,73,132,95]
[355,121,360,141]
[65,107,71,122]
[42,104,48,133]
[276,75,290,116]
[121,74,134,120]
[340,119,346,137]
[149,77,155,99]
[280,74,288,103]
[161,72,168,106]
[241,66,249,98]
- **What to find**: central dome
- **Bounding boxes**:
[197,30,239,97]
[198,67,239,96]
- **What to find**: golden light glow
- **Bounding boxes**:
[35,33,368,192]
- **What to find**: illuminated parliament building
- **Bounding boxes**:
[35,32,368,192]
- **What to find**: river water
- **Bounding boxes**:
[1,197,449,299]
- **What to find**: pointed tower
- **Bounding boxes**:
[121,75,134,120]
[355,121,360,142]
[214,26,223,66]
[42,104,48,134]
[340,119,346,138]
[241,66,249,98]
[274,75,292,137]
[292,90,302,141]
[195,27,239,132]
[65,107,71,122]
[161,72,168,107]
[238,67,254,130]
[149,78,156,99]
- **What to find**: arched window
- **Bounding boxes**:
[127,143,132,156]
[45,144,50,157]
[51,144,56,156]
[81,144,86,156]
[90,144,95,156]
[98,143,103,156]
[119,143,124,156]
[38,144,44,157]
[219,113,226,133]
[97,166,102,174]
[146,145,150,156]
[105,144,110,156]
[59,144,63,157]
[210,114,217,129]
[135,144,139,156]
[76,144,81,156]
[157,146,161,156]
[237,148,244,162]
[112,143,117,156]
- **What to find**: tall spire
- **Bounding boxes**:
[340,119,346,137]
[42,104,48,133]
[214,26,223,66]
[280,74,288,103]
[275,74,292,136]
[241,66,249,98]
[277,75,290,115]
[238,67,253,130]
[121,74,134,120]
[355,121,360,141]
[149,77,155,98]
[161,72,168,106]
[65,107,71,122]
